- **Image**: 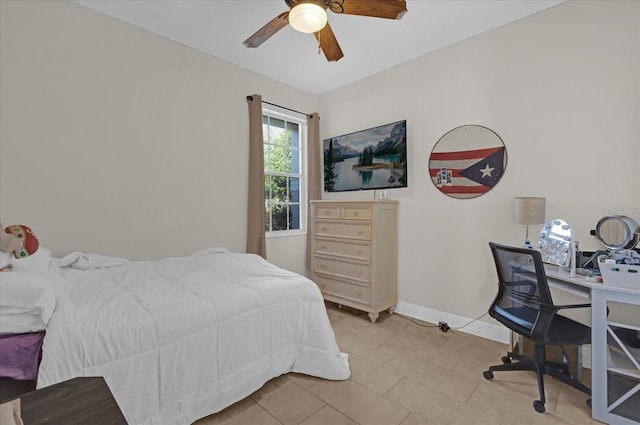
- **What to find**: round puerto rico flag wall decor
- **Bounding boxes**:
[428,125,507,199]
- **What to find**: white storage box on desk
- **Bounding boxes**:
[599,257,640,290]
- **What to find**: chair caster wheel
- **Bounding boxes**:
[501,356,512,364]
[483,370,494,380]
[533,400,545,413]
[586,398,592,408]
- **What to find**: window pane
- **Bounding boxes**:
[272,204,287,231]
[283,147,292,173]
[262,115,269,145]
[263,147,270,171]
[270,120,288,150]
[264,175,270,200]
[289,204,300,230]
[266,144,288,173]
[289,177,300,202]
[287,122,299,148]
[270,128,287,148]
[264,145,282,172]
[271,175,286,202]
[265,202,271,232]
[291,148,300,174]
[270,117,285,131]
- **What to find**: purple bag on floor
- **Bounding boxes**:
[0,332,45,380]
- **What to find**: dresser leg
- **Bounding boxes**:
[388,305,396,315]
[368,312,379,323]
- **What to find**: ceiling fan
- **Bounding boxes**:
[243,0,407,62]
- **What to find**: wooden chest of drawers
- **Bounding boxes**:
[310,200,398,323]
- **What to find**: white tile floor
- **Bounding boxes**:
[195,303,598,425]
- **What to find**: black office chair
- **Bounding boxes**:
[483,242,592,413]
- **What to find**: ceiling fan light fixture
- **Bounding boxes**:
[289,3,327,33]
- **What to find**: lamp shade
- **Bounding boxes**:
[514,197,546,225]
[289,3,328,33]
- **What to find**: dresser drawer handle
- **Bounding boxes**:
[321,227,328,232]
[356,230,363,235]
[321,245,327,250]
[354,211,359,216]
[356,290,362,298]
[357,269,363,275]
[357,249,363,255]
[319,262,326,269]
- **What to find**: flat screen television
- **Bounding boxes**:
[323,120,407,192]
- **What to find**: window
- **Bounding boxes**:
[263,108,306,234]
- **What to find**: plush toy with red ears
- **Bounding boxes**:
[0,222,39,270]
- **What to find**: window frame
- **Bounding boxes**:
[262,105,307,237]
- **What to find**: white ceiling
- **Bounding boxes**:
[75,0,564,95]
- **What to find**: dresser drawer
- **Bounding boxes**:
[314,204,372,220]
[314,274,370,304]
[314,256,370,282]
[314,205,340,219]
[313,238,371,261]
[314,220,371,240]
[341,205,372,220]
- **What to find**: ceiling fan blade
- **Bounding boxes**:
[243,12,290,48]
[314,22,344,62]
[335,0,407,20]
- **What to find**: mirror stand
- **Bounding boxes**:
[538,219,577,276]
[553,239,578,277]
[569,240,577,277]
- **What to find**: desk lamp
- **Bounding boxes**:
[514,197,546,249]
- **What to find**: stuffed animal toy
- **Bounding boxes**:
[0,221,21,270]
[0,222,22,253]
[0,222,39,270]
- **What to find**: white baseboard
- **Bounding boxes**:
[395,301,510,344]
[394,301,592,369]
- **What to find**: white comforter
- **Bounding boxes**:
[37,249,350,425]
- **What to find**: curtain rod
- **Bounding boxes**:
[246,95,314,119]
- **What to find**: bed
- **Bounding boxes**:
[0,247,350,425]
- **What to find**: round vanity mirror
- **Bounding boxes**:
[428,125,507,199]
[595,215,640,251]
[537,219,574,267]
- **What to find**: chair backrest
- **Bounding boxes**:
[488,242,554,336]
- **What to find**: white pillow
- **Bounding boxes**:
[11,247,52,272]
[0,270,56,333]
[0,312,48,334]
[0,251,11,269]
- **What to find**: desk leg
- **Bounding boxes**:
[590,290,608,422]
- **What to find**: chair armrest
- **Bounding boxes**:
[531,302,591,341]
[504,279,536,288]
[554,303,591,310]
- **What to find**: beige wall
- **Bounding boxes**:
[318,1,640,326]
[1,1,639,330]
[0,0,315,272]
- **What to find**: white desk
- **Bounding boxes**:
[545,266,640,425]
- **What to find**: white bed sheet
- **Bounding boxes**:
[37,249,350,425]
[0,270,56,334]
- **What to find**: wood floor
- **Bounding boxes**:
[195,303,598,425]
